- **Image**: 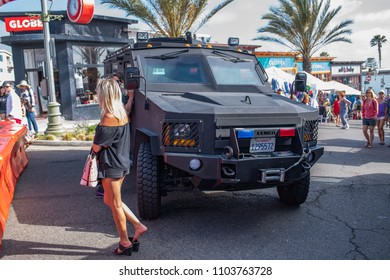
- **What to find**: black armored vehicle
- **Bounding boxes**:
[104,32,324,219]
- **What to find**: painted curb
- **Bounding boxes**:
[32,140,93,147]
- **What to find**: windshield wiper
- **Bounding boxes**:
[211,50,250,63]
[146,49,189,60]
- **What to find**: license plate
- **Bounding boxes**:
[249,138,275,153]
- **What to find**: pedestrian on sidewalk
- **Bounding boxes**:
[17,80,39,134]
[332,95,341,126]
[362,89,378,148]
[376,90,386,145]
[4,82,23,124]
[0,85,7,120]
[92,78,146,255]
[338,91,352,129]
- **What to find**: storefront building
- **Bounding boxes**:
[254,51,334,81]
[0,11,137,120]
[330,61,364,91]
[0,49,14,83]
[255,52,366,92]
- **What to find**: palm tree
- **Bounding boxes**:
[320,51,329,57]
[370,35,387,69]
[254,0,353,73]
[101,0,235,37]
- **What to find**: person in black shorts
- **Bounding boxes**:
[92,79,146,255]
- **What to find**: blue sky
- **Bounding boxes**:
[1,0,390,68]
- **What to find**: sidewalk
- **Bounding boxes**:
[32,117,99,146]
[35,117,99,134]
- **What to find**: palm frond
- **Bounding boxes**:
[254,0,353,72]
[195,0,234,32]
[102,0,234,37]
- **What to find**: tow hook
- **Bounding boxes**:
[303,143,314,170]
[302,161,312,171]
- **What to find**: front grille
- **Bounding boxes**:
[304,120,319,143]
[162,121,200,148]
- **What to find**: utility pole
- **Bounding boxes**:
[40,0,64,135]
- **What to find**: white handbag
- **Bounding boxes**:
[80,150,98,187]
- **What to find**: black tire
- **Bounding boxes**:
[136,142,161,219]
[277,173,310,206]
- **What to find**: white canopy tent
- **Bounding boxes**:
[265,68,361,96]
[326,80,361,96]
[265,66,295,84]
[265,66,294,93]
[301,71,332,92]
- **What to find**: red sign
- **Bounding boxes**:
[67,0,95,24]
[366,75,372,82]
[5,16,43,32]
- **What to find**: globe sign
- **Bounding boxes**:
[1,0,95,25]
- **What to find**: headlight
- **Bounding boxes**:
[162,121,200,148]
[189,158,202,171]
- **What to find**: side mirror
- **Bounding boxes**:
[294,72,307,92]
[124,67,140,90]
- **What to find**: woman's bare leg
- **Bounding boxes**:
[117,178,148,240]
[377,119,385,143]
[369,126,375,146]
[362,125,369,144]
[102,178,131,247]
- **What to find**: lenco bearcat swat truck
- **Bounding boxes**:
[104,32,324,219]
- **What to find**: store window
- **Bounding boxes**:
[72,45,119,106]
[24,48,57,69]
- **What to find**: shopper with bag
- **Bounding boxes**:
[91,78,147,256]
[18,80,39,134]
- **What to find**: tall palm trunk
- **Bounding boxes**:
[378,46,382,68]
[302,55,312,73]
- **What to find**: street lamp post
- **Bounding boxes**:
[41,0,64,135]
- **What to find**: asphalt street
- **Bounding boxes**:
[0,119,389,260]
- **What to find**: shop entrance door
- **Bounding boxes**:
[25,70,47,115]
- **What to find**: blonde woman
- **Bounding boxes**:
[376,90,386,145]
[92,79,147,255]
[362,89,378,148]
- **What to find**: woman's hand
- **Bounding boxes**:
[92,144,102,154]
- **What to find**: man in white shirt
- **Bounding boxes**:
[4,82,23,124]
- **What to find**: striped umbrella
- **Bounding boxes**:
[0,0,15,6]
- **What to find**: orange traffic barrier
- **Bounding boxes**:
[0,121,29,252]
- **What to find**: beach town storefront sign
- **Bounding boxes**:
[5,16,43,32]
[2,0,95,25]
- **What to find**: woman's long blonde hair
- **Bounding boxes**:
[96,78,128,123]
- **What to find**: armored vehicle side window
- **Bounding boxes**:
[207,56,262,86]
[141,55,210,84]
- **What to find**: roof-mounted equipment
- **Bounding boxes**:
[228,37,239,46]
[137,32,149,42]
